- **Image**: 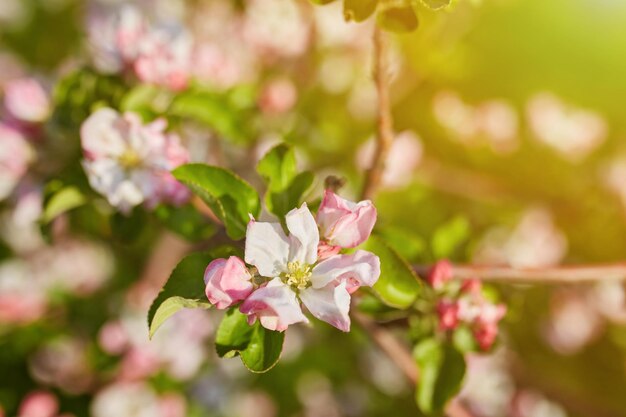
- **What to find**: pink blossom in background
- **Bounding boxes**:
[134,28,192,91]
[18,391,58,417]
[80,108,190,213]
[357,131,423,188]
[428,259,453,290]
[204,256,254,309]
[0,122,32,200]
[437,300,460,331]
[316,190,377,249]
[91,382,163,417]
[3,78,50,124]
[98,321,130,355]
[240,204,380,332]
[158,393,187,417]
[258,78,297,114]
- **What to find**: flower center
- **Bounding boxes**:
[118,149,142,169]
[283,261,312,290]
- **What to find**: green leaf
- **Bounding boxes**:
[419,0,451,10]
[172,164,261,240]
[215,308,285,372]
[378,226,426,263]
[169,90,251,143]
[344,0,378,22]
[154,204,216,242]
[414,339,466,413]
[362,235,423,309]
[431,216,470,259]
[377,1,419,32]
[256,144,314,220]
[216,308,255,358]
[120,84,161,112]
[41,186,87,224]
[148,250,237,338]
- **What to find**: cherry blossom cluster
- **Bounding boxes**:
[89,6,192,91]
[80,108,190,213]
[0,78,50,200]
[204,190,380,332]
[429,260,507,351]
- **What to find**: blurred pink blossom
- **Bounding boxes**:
[0,122,32,200]
[18,391,58,417]
[259,78,297,115]
[3,78,50,124]
[80,108,189,213]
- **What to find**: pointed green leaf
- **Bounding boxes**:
[41,186,87,224]
[172,164,261,240]
[148,249,238,338]
[414,339,466,413]
[256,144,314,220]
[215,308,285,372]
[362,235,423,309]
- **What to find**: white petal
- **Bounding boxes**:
[310,250,381,290]
[285,203,319,265]
[244,220,290,277]
[300,281,351,332]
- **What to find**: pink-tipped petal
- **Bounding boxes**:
[300,281,351,332]
[239,278,307,331]
[310,250,380,292]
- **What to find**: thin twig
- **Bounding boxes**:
[361,26,395,201]
[414,263,626,284]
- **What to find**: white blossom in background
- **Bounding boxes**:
[243,0,310,59]
[357,131,423,188]
[473,208,567,268]
[542,291,601,355]
[91,383,166,417]
[0,123,32,201]
[512,390,569,417]
[526,93,607,162]
[460,350,515,417]
[433,90,519,154]
[601,156,626,212]
[80,108,190,213]
[98,309,212,381]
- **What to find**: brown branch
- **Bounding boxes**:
[414,263,626,284]
[361,26,395,201]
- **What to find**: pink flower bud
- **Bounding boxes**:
[437,300,460,331]
[18,391,58,417]
[316,190,376,248]
[460,278,482,295]
[204,257,254,309]
[4,78,50,124]
[473,322,499,351]
[428,260,453,290]
[317,241,341,260]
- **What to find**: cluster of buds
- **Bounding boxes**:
[80,108,190,213]
[203,191,380,332]
[429,260,507,351]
